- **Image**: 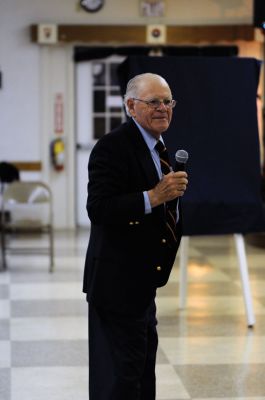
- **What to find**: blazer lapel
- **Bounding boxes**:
[126,119,159,189]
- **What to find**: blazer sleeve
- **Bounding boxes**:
[87,133,145,226]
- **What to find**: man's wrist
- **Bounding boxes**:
[148,189,159,208]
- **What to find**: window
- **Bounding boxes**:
[91,57,126,139]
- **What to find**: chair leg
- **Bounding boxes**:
[234,234,255,328]
[0,229,7,270]
[0,202,6,270]
[0,231,3,270]
[179,236,189,309]
[49,228,54,273]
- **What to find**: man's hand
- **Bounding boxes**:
[148,171,188,208]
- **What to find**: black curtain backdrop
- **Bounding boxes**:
[74,45,238,62]
[118,56,265,235]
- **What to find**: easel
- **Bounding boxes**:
[178,234,255,328]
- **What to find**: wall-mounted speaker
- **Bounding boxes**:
[253,0,265,28]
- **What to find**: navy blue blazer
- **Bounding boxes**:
[83,118,182,314]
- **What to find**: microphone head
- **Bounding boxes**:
[175,149,189,164]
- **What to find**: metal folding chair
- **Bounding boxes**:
[1,181,54,272]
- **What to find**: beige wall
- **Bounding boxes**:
[28,0,253,25]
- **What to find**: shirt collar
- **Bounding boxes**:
[132,118,163,151]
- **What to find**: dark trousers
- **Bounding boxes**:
[88,300,158,400]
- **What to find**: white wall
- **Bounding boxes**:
[0,0,260,228]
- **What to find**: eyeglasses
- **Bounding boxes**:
[132,98,177,109]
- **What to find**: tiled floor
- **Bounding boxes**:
[1,230,265,400]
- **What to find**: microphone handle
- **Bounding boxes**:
[175,161,186,172]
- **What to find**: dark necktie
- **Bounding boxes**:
[155,140,177,246]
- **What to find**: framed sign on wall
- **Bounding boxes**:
[140,0,165,17]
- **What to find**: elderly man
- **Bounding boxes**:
[83,72,188,400]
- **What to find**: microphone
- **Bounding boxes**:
[175,149,189,171]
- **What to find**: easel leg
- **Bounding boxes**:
[234,234,255,328]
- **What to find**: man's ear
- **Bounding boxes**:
[127,98,136,117]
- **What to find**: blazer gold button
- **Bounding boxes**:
[129,222,134,225]
[162,238,166,244]
[135,221,140,224]
[156,266,162,271]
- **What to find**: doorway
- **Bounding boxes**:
[75,55,126,227]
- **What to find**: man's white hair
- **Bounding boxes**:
[123,73,169,116]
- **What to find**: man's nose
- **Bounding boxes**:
[157,101,167,110]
